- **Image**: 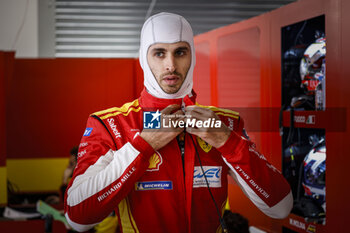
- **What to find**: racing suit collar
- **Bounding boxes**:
[139,88,197,110]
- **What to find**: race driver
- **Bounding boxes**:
[64,12,293,233]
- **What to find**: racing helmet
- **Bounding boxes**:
[299,37,326,94]
[302,140,326,208]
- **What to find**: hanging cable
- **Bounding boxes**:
[189,135,228,233]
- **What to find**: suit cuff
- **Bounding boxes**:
[216,130,246,156]
[131,134,155,160]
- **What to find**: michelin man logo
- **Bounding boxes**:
[143,110,161,129]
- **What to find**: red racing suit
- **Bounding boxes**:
[64,89,293,233]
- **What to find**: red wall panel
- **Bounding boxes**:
[0,52,15,166]
[217,27,260,108]
[0,52,6,167]
[6,58,136,159]
[216,27,263,152]
[193,42,211,105]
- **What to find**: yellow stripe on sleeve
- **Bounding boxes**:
[93,99,140,117]
[100,106,141,120]
[118,198,139,233]
[196,103,240,119]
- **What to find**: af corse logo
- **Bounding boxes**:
[143,110,161,129]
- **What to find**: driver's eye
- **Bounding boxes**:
[175,50,187,56]
[155,52,164,57]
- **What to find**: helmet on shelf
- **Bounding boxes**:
[302,138,326,209]
[299,37,326,95]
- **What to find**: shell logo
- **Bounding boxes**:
[147,151,163,171]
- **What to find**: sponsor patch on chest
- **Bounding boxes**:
[83,128,93,136]
[147,152,163,171]
[193,166,222,188]
[196,137,212,153]
[135,181,173,191]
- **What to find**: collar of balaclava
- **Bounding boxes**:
[139,88,197,110]
[139,12,196,99]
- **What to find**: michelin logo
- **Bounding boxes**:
[193,166,222,188]
[135,181,172,191]
[143,110,161,129]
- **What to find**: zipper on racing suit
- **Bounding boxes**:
[178,99,186,178]
[177,132,186,178]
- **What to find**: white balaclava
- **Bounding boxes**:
[139,12,196,99]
